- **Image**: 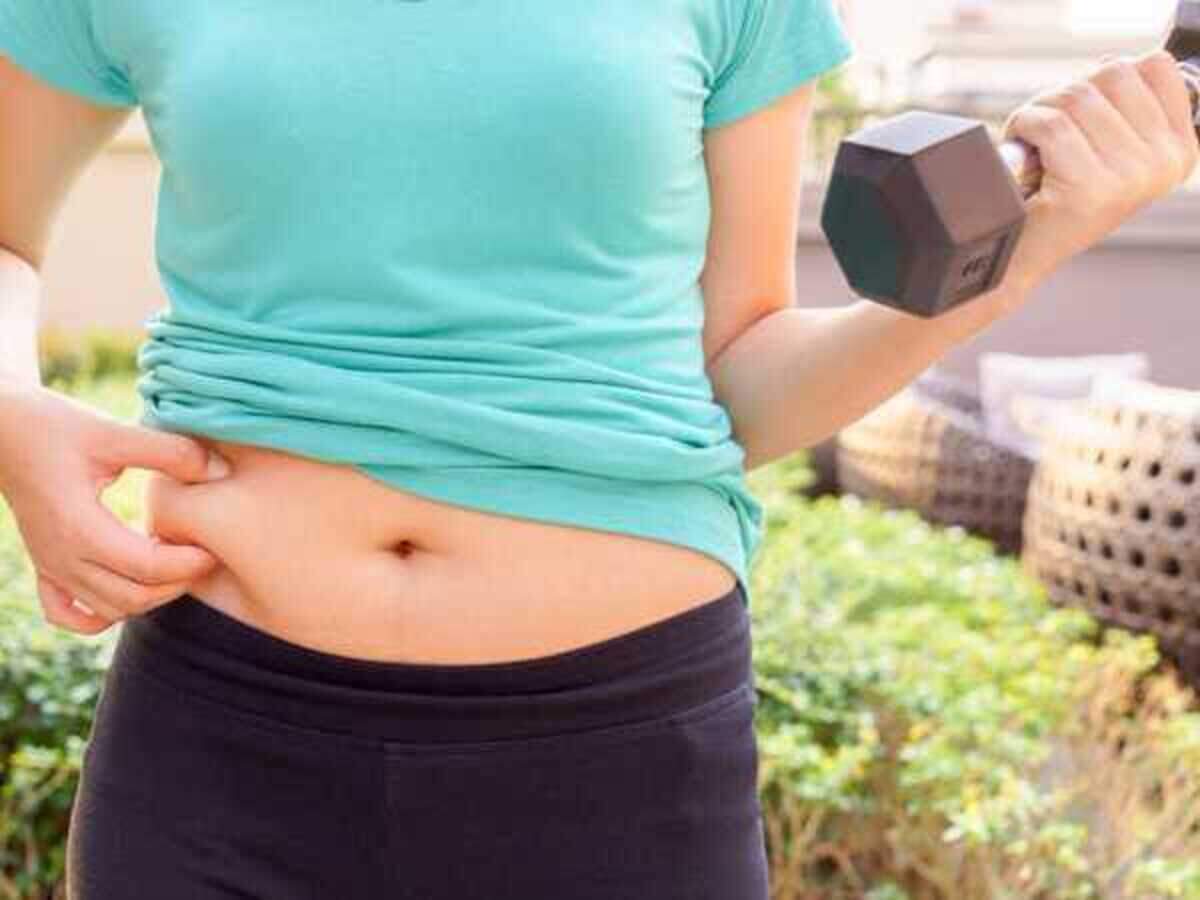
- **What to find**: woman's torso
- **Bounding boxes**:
[145,436,737,663]
[110,1,763,662]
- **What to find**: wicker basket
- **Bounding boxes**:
[1021,383,1200,684]
[836,369,1036,555]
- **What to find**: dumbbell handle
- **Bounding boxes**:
[997,59,1200,200]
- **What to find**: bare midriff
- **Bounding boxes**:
[142,436,738,664]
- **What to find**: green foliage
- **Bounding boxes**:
[745,459,1200,899]
[815,68,860,114]
[37,329,141,391]
[0,378,136,899]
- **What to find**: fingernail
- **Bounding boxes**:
[206,452,232,480]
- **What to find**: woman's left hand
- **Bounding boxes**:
[1001,49,1200,292]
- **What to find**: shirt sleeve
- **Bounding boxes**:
[0,0,136,107]
[703,0,853,130]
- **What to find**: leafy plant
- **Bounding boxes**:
[37,329,141,391]
[745,460,1200,899]
[0,376,135,899]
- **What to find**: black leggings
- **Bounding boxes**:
[66,580,769,899]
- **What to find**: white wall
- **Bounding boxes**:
[36,116,163,332]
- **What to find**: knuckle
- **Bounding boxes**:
[1004,108,1028,138]
[1139,49,1178,78]
[1010,108,1041,138]
[1095,57,1138,88]
[1058,82,1100,115]
[167,436,202,471]
[1033,109,1072,142]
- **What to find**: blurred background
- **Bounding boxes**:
[35,0,1200,387]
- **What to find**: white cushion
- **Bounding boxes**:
[1090,371,1200,417]
[979,352,1150,457]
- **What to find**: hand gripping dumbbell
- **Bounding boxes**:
[820,0,1200,318]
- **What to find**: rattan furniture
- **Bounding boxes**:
[1021,382,1200,685]
[836,369,1037,555]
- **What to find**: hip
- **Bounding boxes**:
[144,437,739,663]
[68,580,768,899]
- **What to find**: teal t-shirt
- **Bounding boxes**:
[1,1,852,604]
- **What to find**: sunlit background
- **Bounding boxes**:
[839,0,1189,112]
[1067,0,1175,32]
[849,0,1176,65]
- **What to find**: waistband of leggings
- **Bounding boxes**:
[113,579,751,744]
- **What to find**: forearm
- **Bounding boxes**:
[0,246,43,388]
[708,274,1033,473]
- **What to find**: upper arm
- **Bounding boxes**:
[0,55,132,271]
[700,82,816,368]
[697,0,853,369]
[0,0,139,270]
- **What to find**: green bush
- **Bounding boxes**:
[0,377,138,900]
[3,378,1200,898]
[745,458,1200,899]
[37,329,141,391]
[0,597,112,900]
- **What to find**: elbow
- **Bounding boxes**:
[0,239,45,278]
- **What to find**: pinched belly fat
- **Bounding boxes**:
[141,438,738,664]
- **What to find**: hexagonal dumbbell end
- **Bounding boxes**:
[1168,0,1200,66]
[1168,0,1200,133]
[820,111,1027,318]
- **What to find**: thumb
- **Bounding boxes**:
[96,423,231,484]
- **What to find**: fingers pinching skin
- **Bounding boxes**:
[92,422,231,484]
[37,573,114,636]
[0,388,229,636]
[57,585,128,627]
[78,502,219,587]
[71,559,193,618]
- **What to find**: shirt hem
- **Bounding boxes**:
[702,41,854,130]
[0,34,136,107]
[137,406,754,605]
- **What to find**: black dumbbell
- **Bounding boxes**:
[820,0,1200,318]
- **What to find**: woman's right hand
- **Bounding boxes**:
[0,381,230,635]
